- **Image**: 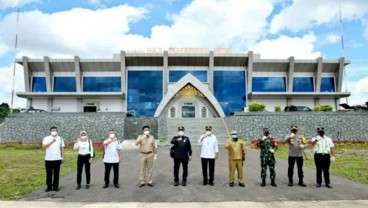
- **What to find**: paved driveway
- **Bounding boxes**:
[22,143,368,202]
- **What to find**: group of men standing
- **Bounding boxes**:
[42,124,336,192]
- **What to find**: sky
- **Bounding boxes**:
[0,0,368,108]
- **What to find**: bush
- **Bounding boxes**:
[239,136,248,141]
[320,105,333,111]
[248,102,266,112]
[313,106,321,112]
[274,105,281,112]
[159,137,167,143]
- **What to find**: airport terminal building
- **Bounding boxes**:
[16,49,351,117]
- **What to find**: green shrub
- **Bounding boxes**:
[320,105,333,111]
[274,105,281,112]
[239,136,248,141]
[313,106,321,112]
[248,102,266,112]
[159,137,167,143]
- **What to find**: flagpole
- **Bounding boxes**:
[339,0,348,104]
[11,2,20,113]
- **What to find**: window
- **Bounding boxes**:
[127,71,163,117]
[83,77,121,92]
[170,107,176,118]
[214,71,246,115]
[252,77,286,92]
[32,76,47,92]
[321,77,335,92]
[201,107,207,118]
[293,77,314,92]
[169,70,208,83]
[54,77,76,92]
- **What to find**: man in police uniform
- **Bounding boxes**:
[256,128,278,187]
[284,125,308,187]
[171,126,192,186]
[311,127,336,188]
[225,130,246,187]
[135,125,157,187]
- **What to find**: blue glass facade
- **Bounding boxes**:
[321,77,335,92]
[127,71,163,117]
[293,77,314,92]
[54,77,76,92]
[32,77,47,92]
[252,77,286,92]
[169,70,208,82]
[214,71,245,115]
[83,77,121,92]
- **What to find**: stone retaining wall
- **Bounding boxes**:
[224,112,368,141]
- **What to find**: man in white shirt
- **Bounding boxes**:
[103,130,122,189]
[198,126,219,186]
[311,127,336,188]
[42,126,65,192]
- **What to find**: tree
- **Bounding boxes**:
[0,103,10,116]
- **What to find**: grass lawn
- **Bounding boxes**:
[0,144,102,200]
[274,143,368,184]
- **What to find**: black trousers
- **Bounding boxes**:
[201,158,215,183]
[45,160,61,189]
[104,163,119,185]
[288,156,304,180]
[174,158,188,182]
[314,154,331,185]
[77,154,91,185]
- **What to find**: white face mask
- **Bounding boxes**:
[109,134,115,139]
[178,131,184,136]
[206,131,211,136]
[81,135,88,140]
[51,131,57,136]
[144,131,150,135]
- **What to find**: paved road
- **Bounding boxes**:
[21,141,368,203]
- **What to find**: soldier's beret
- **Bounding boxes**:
[290,125,298,130]
[178,126,185,131]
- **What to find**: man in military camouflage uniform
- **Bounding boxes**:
[284,124,308,187]
[256,128,277,187]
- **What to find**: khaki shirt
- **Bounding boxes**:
[225,138,245,160]
[137,135,156,153]
[285,133,307,157]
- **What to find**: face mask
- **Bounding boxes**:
[231,134,238,139]
[264,131,269,136]
[109,134,115,139]
[318,132,324,137]
[144,131,150,135]
[178,131,184,136]
[81,136,88,140]
[206,131,211,136]
[51,131,57,136]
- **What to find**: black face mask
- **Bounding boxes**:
[318,131,324,136]
[264,131,269,136]
[291,129,297,134]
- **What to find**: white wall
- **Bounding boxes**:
[99,99,122,112]
[249,98,287,112]
[31,98,48,111]
[53,98,78,112]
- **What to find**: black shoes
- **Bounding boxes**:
[103,184,109,189]
[261,179,266,187]
[209,182,214,186]
[76,185,81,190]
[174,181,179,186]
[139,184,145,187]
[271,181,277,187]
[147,183,154,187]
[203,180,208,186]
[85,184,90,189]
[45,188,52,192]
[239,183,245,187]
[326,184,333,189]
[53,187,59,192]
[114,183,120,188]
[298,182,307,187]
[316,184,321,188]
[182,181,187,186]
[229,182,234,187]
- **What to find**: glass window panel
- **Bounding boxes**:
[32,76,47,92]
[169,70,208,82]
[214,71,246,115]
[127,71,163,117]
[83,77,121,92]
[54,77,76,92]
[252,77,286,92]
[321,77,335,92]
[293,77,314,92]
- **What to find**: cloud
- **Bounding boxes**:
[0,63,25,108]
[326,34,340,44]
[253,33,320,58]
[87,0,110,9]
[0,0,40,10]
[343,77,368,106]
[270,0,368,34]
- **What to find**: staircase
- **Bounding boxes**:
[166,118,230,143]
